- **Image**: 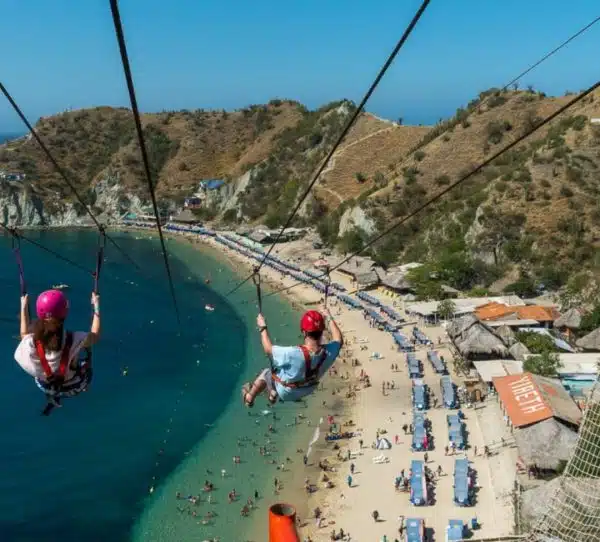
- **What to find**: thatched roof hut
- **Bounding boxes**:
[509,341,531,361]
[447,314,510,360]
[555,308,582,330]
[380,272,412,293]
[496,324,517,347]
[521,477,600,537]
[576,327,600,351]
[355,271,380,289]
[514,418,578,470]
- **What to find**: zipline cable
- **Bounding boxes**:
[109,0,181,327]
[226,0,432,297]
[0,225,93,274]
[261,79,600,301]
[398,13,600,166]
[500,14,600,95]
[0,82,143,274]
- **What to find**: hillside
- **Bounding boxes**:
[0,101,307,207]
[322,87,600,296]
[3,87,600,298]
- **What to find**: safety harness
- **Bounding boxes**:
[35,332,93,415]
[11,227,104,416]
[272,345,328,389]
[35,331,74,389]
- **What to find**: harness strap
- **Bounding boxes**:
[299,345,328,380]
[35,331,74,382]
[272,346,328,389]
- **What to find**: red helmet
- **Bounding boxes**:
[300,310,325,333]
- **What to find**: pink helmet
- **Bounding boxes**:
[36,290,69,320]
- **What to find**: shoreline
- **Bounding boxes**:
[109,225,518,541]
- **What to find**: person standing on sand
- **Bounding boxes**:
[242,305,343,406]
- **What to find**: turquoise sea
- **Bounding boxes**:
[0,229,311,541]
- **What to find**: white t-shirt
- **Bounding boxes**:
[14,331,89,381]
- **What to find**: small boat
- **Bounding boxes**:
[205,304,215,312]
[52,284,70,290]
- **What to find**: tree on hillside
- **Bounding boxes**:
[515,331,556,354]
[406,265,443,300]
[523,351,562,377]
[437,299,457,321]
[475,209,525,265]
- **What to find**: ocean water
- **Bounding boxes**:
[0,133,22,144]
[0,229,306,541]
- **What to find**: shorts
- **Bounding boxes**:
[35,367,93,398]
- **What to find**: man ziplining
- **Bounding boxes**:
[242,305,343,407]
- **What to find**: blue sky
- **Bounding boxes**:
[1,0,598,133]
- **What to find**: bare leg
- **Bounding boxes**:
[242,377,267,407]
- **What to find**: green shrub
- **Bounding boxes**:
[560,185,574,197]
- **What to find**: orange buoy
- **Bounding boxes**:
[269,503,299,542]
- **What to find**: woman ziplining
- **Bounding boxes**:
[10,229,105,415]
[241,267,344,406]
[15,290,100,415]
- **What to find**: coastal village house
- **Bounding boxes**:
[406,295,526,324]
[247,227,306,245]
[554,308,583,340]
[475,301,560,329]
[377,262,422,297]
[492,372,582,475]
[169,209,201,226]
[184,179,226,209]
[336,256,383,289]
[122,206,168,226]
[446,314,510,362]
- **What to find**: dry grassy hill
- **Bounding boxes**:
[316,123,430,202]
[322,87,600,294]
[0,100,306,205]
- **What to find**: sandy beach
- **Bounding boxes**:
[124,226,519,541]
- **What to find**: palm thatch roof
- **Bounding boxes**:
[521,476,600,538]
[555,308,582,329]
[509,341,531,361]
[447,314,510,359]
[514,418,578,470]
[496,324,517,346]
[576,327,600,351]
[355,271,381,288]
[380,272,412,292]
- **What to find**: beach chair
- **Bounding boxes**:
[372,454,389,464]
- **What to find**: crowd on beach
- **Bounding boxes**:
[121,223,514,541]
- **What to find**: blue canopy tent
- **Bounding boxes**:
[412,379,428,411]
[454,458,472,506]
[406,518,425,542]
[410,460,427,506]
[407,354,422,378]
[412,412,429,451]
[393,332,414,352]
[357,291,380,306]
[446,519,465,541]
[440,376,459,409]
[447,414,465,450]
[427,350,447,374]
[412,327,432,345]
